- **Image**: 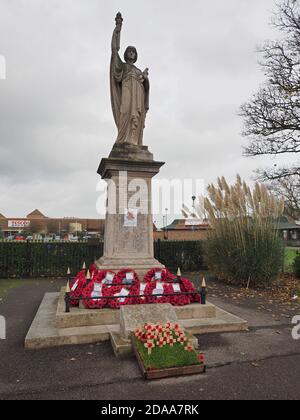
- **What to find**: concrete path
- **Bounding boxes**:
[0,279,299,400]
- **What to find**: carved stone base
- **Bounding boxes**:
[97,257,165,279]
[96,150,165,279]
[109,142,154,162]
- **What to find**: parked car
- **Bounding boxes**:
[69,236,79,242]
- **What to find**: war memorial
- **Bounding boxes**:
[25,13,247,378]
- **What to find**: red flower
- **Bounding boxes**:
[177,335,187,345]
[69,270,87,307]
[156,325,164,334]
[168,337,176,347]
[144,324,153,331]
[197,353,205,363]
[144,341,155,355]
[185,343,194,352]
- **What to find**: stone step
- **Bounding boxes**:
[26,322,120,350]
[110,332,132,358]
[25,292,121,349]
[175,303,216,320]
[56,289,120,328]
[57,288,217,329]
[181,311,248,335]
[56,307,121,329]
[25,292,248,351]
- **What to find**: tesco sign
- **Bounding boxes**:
[8,220,31,228]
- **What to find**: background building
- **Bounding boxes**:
[154,219,210,241]
[0,210,105,239]
[276,216,300,247]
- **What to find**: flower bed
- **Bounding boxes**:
[132,323,205,380]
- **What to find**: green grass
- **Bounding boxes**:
[284,247,300,273]
[0,279,28,299]
[133,336,201,370]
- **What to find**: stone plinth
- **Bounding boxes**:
[120,304,178,339]
[25,290,248,351]
[96,145,165,278]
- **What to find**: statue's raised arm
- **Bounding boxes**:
[111,12,123,53]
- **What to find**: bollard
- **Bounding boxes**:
[177,267,182,284]
[65,281,71,313]
[86,269,91,285]
[201,277,207,305]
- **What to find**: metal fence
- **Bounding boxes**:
[0,240,205,278]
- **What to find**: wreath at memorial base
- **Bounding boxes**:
[107,269,140,309]
[143,268,198,306]
[70,270,87,307]
[115,269,140,286]
[89,263,98,278]
[180,278,201,303]
[168,282,191,306]
[81,270,117,309]
[69,267,201,309]
[143,268,176,283]
[143,281,174,304]
[134,283,148,305]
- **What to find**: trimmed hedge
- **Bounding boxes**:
[155,240,204,272]
[0,240,204,278]
[293,254,300,278]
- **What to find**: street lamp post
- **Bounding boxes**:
[192,196,196,232]
[164,208,168,240]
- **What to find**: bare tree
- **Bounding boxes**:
[240,0,300,181]
[266,173,300,219]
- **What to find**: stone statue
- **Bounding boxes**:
[110,12,150,146]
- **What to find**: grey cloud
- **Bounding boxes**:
[0,0,278,218]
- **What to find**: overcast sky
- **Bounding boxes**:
[0,0,287,221]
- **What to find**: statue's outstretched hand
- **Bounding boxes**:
[115,12,123,33]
